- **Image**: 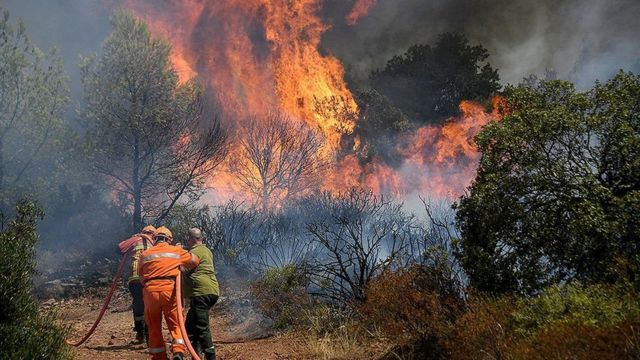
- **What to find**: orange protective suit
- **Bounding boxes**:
[139,241,199,359]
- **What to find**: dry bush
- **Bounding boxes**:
[516,320,640,360]
[306,320,373,360]
[448,283,640,360]
[447,296,517,360]
[360,264,465,359]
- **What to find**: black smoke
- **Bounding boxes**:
[323,0,640,88]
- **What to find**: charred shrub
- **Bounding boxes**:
[360,264,464,359]
[251,264,313,330]
[306,189,414,305]
[0,201,70,359]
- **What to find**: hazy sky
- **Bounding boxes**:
[3,0,639,95]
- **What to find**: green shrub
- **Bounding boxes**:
[0,201,70,359]
[251,264,313,330]
[513,282,640,335]
[448,283,640,360]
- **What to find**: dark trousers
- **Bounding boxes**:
[185,294,218,355]
[128,281,145,334]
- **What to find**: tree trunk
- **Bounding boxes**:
[132,136,142,232]
[0,137,4,193]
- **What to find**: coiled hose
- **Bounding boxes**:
[66,252,131,347]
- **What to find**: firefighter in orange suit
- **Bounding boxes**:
[139,226,199,360]
[118,225,156,343]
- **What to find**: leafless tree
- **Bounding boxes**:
[230,113,329,208]
[252,208,319,271]
[306,189,414,304]
[201,200,261,266]
[413,197,467,297]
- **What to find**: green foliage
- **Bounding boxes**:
[81,11,227,231]
[251,264,313,330]
[348,89,410,164]
[0,201,70,359]
[448,283,640,360]
[456,71,640,294]
[0,7,71,206]
[371,33,500,123]
[513,282,640,335]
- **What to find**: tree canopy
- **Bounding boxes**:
[81,12,228,231]
[0,8,70,207]
[456,71,640,294]
[371,33,500,123]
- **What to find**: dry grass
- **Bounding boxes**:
[305,322,376,360]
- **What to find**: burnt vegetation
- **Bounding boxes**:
[0,4,639,360]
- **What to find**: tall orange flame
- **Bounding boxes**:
[124,0,356,149]
[324,98,503,198]
[121,0,502,204]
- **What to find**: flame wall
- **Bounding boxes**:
[122,0,501,203]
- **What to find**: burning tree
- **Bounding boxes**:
[371,32,500,123]
[231,113,329,208]
[80,12,228,230]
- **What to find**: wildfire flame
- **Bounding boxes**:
[346,0,377,25]
[325,98,503,198]
[121,0,502,204]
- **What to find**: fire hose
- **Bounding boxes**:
[175,273,201,360]
[65,251,259,356]
[65,252,131,347]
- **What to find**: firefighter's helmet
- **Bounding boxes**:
[153,226,173,243]
[141,225,157,235]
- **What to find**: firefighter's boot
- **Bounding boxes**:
[204,347,216,360]
[134,320,146,344]
[172,352,185,360]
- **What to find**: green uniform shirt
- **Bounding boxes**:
[184,243,220,297]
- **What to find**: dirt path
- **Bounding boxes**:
[56,288,311,360]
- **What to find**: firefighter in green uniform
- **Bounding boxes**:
[183,228,220,360]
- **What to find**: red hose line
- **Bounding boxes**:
[175,274,202,360]
[65,252,131,347]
